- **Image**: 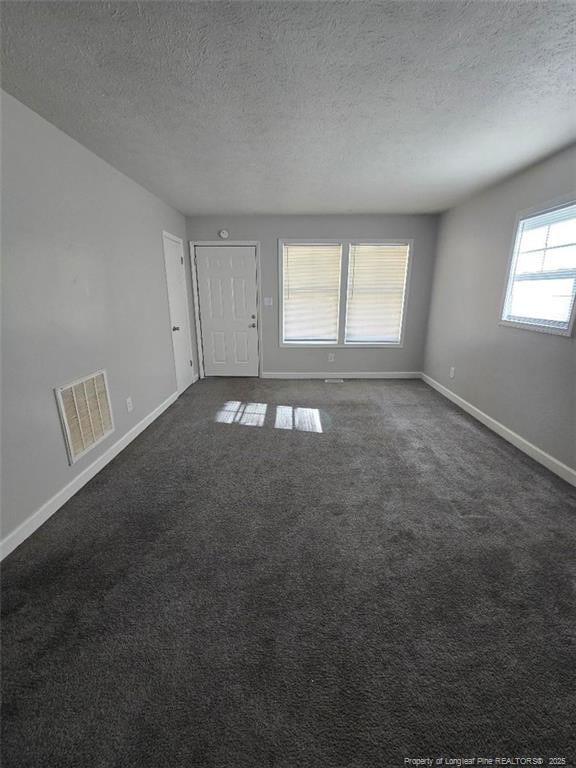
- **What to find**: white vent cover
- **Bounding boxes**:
[55,370,114,464]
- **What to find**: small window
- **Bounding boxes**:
[280,240,411,346]
[502,203,576,335]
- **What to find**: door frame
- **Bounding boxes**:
[162,231,195,394]
[190,241,263,379]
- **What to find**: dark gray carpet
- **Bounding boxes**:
[2,379,576,767]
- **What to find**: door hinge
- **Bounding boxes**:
[190,360,193,366]
[181,256,184,264]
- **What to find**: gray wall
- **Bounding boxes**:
[1,92,187,540]
[425,145,576,470]
[187,215,438,375]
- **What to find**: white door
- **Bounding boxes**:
[163,232,195,393]
[195,245,259,376]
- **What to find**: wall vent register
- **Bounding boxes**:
[55,370,114,464]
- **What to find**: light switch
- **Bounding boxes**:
[264,296,273,306]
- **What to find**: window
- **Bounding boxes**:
[282,243,342,343]
[345,243,409,343]
[281,241,410,346]
[502,203,576,335]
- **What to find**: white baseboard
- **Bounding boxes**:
[261,371,422,379]
[422,374,576,487]
[0,390,179,560]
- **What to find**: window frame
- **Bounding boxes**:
[278,238,413,348]
[499,200,576,337]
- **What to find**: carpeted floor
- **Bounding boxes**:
[2,378,576,767]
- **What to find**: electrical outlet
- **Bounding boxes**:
[449,366,455,379]
[126,396,133,412]
[328,352,335,363]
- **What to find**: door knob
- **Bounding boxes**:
[249,323,256,328]
[172,326,180,331]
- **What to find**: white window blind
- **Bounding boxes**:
[502,203,576,333]
[345,243,410,343]
[282,243,342,342]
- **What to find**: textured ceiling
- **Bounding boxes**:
[1,1,575,215]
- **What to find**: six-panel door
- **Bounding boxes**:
[163,232,195,393]
[195,245,259,376]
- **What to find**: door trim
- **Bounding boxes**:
[162,231,195,393]
[190,241,263,378]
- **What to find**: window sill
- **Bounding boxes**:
[499,319,573,337]
[280,341,404,349]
